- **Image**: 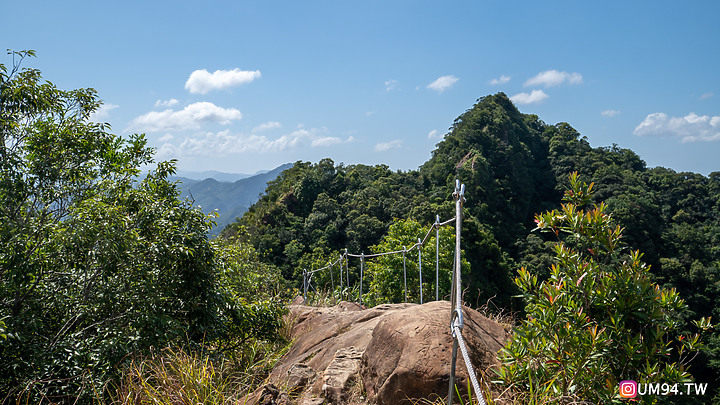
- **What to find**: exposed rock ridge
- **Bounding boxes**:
[249,300,508,405]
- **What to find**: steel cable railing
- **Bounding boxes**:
[447,180,486,405]
[299,180,486,405]
[304,217,456,305]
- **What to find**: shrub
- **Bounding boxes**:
[497,173,712,403]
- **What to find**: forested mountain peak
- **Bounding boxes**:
[421,92,557,248]
[222,91,720,396]
[429,93,536,162]
[228,89,719,313]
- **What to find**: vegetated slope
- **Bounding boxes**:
[227,93,720,300]
[421,92,557,249]
[172,163,292,235]
[225,92,720,395]
[222,159,452,286]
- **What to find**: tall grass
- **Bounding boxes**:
[303,285,359,307]
[109,315,295,405]
[111,346,242,405]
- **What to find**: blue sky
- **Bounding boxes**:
[4,1,719,175]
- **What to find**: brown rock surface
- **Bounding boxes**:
[286,363,316,393]
[253,300,508,405]
[322,347,364,403]
[361,301,507,404]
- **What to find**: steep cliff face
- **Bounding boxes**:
[248,300,508,405]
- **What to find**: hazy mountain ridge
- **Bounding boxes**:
[170,163,293,235]
[173,168,278,183]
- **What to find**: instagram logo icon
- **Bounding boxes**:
[619,380,637,398]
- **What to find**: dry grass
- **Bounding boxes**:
[474,295,518,334]
[108,313,296,405]
[109,347,246,405]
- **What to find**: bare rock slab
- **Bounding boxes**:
[251,300,508,405]
[286,363,317,393]
[361,301,508,404]
[322,347,364,404]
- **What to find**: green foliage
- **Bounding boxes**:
[112,347,243,405]
[229,154,518,309]
[421,93,558,250]
[365,219,468,304]
[497,174,712,403]
[226,159,437,283]
[111,339,292,405]
[0,51,286,403]
[213,235,287,350]
[226,90,720,395]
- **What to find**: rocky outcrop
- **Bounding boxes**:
[287,363,316,394]
[248,300,508,405]
[322,347,364,403]
[362,301,507,404]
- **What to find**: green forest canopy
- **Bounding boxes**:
[225,92,720,400]
[3,48,720,402]
[0,51,286,402]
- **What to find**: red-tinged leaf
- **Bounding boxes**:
[577,271,588,286]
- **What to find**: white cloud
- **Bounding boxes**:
[385,79,398,92]
[129,102,242,132]
[252,121,282,132]
[427,129,442,139]
[601,109,621,117]
[185,68,261,94]
[700,92,714,100]
[524,70,583,87]
[155,98,179,108]
[634,112,720,142]
[311,136,344,147]
[489,75,511,85]
[156,142,179,159]
[158,133,174,142]
[374,140,402,152]
[427,75,458,93]
[157,127,349,159]
[510,90,549,105]
[89,103,118,121]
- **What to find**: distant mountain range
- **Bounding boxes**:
[173,168,278,183]
[169,163,292,236]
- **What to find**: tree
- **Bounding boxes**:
[365,218,468,305]
[497,173,711,403]
[0,51,285,402]
[1,49,139,320]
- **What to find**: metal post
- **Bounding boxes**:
[448,253,458,404]
[455,181,464,307]
[339,254,343,300]
[418,238,423,304]
[345,248,350,300]
[403,246,407,303]
[448,180,465,405]
[448,336,459,403]
[330,260,335,303]
[436,214,440,301]
[303,269,307,303]
[360,253,364,305]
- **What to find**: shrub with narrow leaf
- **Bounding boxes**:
[497,173,712,403]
